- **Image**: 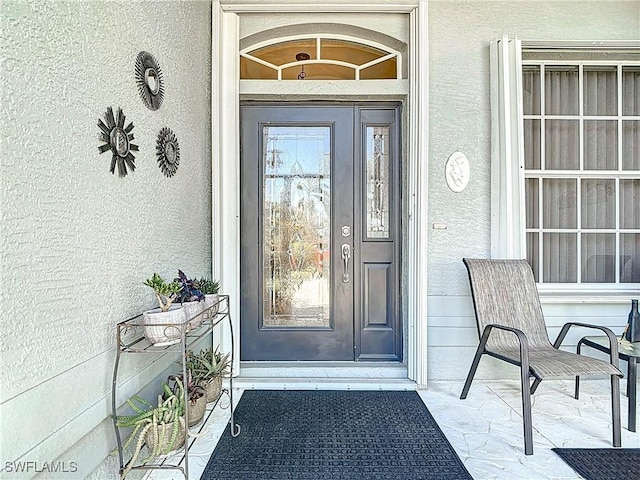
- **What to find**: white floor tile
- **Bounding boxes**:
[142,380,639,479]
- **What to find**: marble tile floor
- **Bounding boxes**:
[145,379,638,480]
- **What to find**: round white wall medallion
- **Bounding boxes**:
[445,151,470,193]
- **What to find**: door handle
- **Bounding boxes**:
[341,243,351,283]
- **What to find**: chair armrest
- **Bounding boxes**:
[481,324,531,360]
[480,324,535,380]
[483,323,528,343]
[553,322,619,367]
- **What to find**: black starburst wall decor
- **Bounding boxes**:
[135,51,164,111]
[156,128,180,177]
[97,107,138,177]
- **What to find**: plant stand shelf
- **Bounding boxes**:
[111,294,240,479]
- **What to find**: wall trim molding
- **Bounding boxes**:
[221,1,418,13]
[213,1,428,385]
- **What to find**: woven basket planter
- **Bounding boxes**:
[203,376,223,403]
[145,418,186,456]
[187,395,207,426]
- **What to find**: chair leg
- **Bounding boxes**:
[530,378,542,395]
[460,346,484,400]
[575,340,583,399]
[461,327,493,400]
[611,374,621,448]
[520,366,534,455]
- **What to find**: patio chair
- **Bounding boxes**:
[460,258,623,455]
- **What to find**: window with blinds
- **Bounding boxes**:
[522,60,640,284]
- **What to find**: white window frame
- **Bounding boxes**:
[490,36,640,296]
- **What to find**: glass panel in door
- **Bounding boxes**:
[240,105,355,361]
[262,126,331,328]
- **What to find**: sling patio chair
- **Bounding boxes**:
[460,258,623,455]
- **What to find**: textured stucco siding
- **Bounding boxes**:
[427,0,640,380]
[0,0,212,477]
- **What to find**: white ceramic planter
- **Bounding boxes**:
[142,305,186,346]
[182,300,205,329]
[203,293,220,320]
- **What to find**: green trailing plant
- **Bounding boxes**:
[115,381,186,479]
[143,273,182,312]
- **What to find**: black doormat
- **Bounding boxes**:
[552,448,640,480]
[201,390,472,480]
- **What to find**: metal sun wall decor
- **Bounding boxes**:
[98,107,138,177]
[156,128,180,177]
[135,51,164,111]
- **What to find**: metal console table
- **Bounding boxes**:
[577,335,639,432]
[111,294,240,479]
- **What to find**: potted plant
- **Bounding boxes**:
[167,373,206,427]
[175,270,205,329]
[115,382,186,479]
[142,273,186,346]
[187,347,231,403]
[196,277,220,319]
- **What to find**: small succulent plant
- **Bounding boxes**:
[186,347,231,385]
[195,277,220,295]
[175,269,205,303]
[167,372,205,406]
[143,273,182,312]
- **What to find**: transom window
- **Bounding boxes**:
[240,35,401,80]
[522,60,640,284]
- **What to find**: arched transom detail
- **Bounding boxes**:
[240,35,402,80]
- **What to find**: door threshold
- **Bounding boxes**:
[234,377,416,391]
[239,361,408,380]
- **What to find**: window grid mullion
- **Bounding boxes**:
[539,64,546,282]
[577,64,583,284]
[616,177,621,283]
[538,177,543,283]
[576,177,582,284]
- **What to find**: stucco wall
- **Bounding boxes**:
[427,0,640,380]
[0,0,212,478]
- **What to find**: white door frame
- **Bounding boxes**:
[211,0,429,387]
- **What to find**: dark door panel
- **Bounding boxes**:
[240,104,402,362]
[240,105,354,361]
